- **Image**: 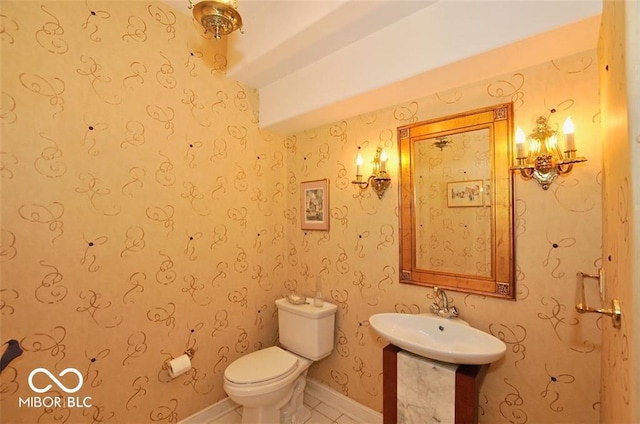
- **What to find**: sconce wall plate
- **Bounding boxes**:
[371,176,391,199]
[353,175,391,199]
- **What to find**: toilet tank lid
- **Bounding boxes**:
[276,297,337,318]
[225,346,298,384]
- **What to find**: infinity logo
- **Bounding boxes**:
[28,368,83,394]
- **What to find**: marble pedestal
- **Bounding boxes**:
[382,345,486,424]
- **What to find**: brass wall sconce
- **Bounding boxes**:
[189,0,243,40]
[510,114,587,190]
[352,147,391,199]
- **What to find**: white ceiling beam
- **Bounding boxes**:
[226,1,436,87]
[256,1,602,135]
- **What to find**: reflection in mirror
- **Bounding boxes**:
[399,104,515,299]
[414,129,492,277]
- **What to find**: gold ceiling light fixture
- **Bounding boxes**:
[511,113,587,190]
[189,0,243,40]
[433,136,452,151]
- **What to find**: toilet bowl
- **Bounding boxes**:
[223,297,338,423]
[223,346,312,423]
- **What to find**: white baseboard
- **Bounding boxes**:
[179,397,238,424]
[304,379,382,424]
[179,378,382,424]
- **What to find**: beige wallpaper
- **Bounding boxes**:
[0,1,606,424]
[287,52,603,423]
[599,0,639,422]
[0,1,286,423]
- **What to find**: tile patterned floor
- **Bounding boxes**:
[211,392,361,424]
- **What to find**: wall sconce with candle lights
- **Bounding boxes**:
[352,147,391,199]
[510,114,587,190]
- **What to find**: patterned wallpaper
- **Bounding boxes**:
[414,129,492,277]
[0,1,607,424]
[598,0,638,421]
[287,52,604,423]
[0,1,286,423]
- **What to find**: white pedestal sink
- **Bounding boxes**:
[369,313,506,365]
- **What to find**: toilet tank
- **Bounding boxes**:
[275,297,338,361]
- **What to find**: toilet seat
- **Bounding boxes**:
[225,346,298,384]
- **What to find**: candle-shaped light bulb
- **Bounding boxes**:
[356,152,363,175]
[379,149,388,173]
[563,116,576,151]
[515,127,526,158]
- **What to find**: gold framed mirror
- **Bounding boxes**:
[398,103,515,299]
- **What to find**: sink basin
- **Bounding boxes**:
[369,313,506,365]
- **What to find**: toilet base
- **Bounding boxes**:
[239,373,309,424]
[280,373,308,424]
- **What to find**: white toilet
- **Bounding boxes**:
[223,297,338,424]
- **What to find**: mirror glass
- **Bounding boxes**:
[414,129,492,277]
[398,104,515,299]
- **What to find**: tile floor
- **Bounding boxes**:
[211,392,361,424]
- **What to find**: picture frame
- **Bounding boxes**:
[301,179,329,230]
[447,180,484,207]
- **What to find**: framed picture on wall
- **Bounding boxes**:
[301,179,329,230]
[447,180,483,207]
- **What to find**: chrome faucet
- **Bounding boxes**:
[430,287,459,319]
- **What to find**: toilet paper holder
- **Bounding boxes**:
[162,348,195,371]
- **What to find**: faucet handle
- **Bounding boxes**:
[449,305,459,318]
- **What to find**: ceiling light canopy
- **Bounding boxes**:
[190,0,242,40]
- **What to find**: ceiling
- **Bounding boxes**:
[168,0,602,136]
